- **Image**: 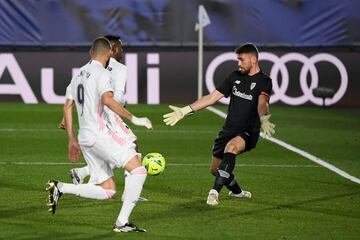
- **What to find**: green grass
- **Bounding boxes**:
[0,103,359,239]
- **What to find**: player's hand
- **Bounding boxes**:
[68,139,81,163]
[163,105,194,126]
[131,116,153,130]
[260,115,275,138]
[58,118,65,130]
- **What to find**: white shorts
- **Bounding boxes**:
[105,110,137,143]
[80,129,140,185]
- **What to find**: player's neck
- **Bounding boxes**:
[248,65,260,76]
[92,56,108,67]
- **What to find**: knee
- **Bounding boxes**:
[209,166,217,176]
[224,143,240,154]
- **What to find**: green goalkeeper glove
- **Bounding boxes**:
[260,115,275,138]
[163,105,194,126]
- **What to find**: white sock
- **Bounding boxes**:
[77,166,90,179]
[116,166,147,226]
[121,170,130,200]
[58,182,115,200]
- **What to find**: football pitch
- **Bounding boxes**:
[0,103,359,239]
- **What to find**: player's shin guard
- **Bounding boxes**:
[116,166,147,226]
[212,152,236,193]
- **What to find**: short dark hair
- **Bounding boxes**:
[104,35,122,45]
[90,37,111,55]
[235,43,259,59]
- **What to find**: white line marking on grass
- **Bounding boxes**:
[169,163,320,168]
[0,162,77,165]
[206,106,360,184]
[0,128,60,132]
[0,128,215,134]
[0,161,319,168]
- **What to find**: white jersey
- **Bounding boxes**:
[104,57,137,143]
[107,57,127,105]
[69,60,113,146]
[66,58,127,103]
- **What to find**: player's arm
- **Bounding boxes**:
[102,91,152,129]
[190,90,224,111]
[63,98,81,162]
[257,94,275,137]
[163,90,224,126]
[58,117,65,129]
[59,83,73,130]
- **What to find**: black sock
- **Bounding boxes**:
[225,174,242,194]
[212,152,236,193]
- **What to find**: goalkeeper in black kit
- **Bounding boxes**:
[163,43,275,205]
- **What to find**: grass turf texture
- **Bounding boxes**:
[0,103,359,239]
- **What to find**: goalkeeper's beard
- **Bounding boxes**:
[239,67,249,75]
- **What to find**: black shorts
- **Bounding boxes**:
[212,129,259,159]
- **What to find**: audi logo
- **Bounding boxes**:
[205,52,348,106]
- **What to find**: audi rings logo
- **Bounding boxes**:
[205,52,348,106]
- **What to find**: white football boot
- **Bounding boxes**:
[229,190,252,198]
[46,180,62,214]
[206,189,219,205]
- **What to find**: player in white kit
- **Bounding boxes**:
[47,37,150,232]
[61,35,148,201]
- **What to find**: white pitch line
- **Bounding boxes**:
[206,106,360,184]
[0,128,216,134]
[0,161,319,168]
[0,128,60,132]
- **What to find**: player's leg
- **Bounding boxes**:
[207,156,222,205]
[55,176,116,199]
[122,140,148,202]
[214,136,244,192]
[46,176,116,214]
[207,130,230,205]
[227,132,259,199]
[207,136,245,205]
[209,155,243,197]
[69,166,89,184]
[209,156,222,176]
[46,144,117,214]
[114,153,147,232]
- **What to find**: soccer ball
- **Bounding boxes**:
[142,152,166,176]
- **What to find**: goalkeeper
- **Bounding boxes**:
[163,43,275,206]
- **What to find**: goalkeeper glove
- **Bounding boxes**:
[260,114,275,138]
[163,105,194,126]
[131,116,153,130]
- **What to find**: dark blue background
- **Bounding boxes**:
[1,0,359,46]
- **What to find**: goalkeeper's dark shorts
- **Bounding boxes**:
[212,129,259,160]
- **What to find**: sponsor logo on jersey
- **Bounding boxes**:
[235,80,241,84]
[232,86,253,100]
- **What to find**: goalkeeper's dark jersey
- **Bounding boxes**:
[216,70,272,132]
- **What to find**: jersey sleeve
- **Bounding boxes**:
[259,77,272,99]
[114,91,125,106]
[111,65,127,92]
[216,72,234,97]
[98,71,113,97]
[65,83,73,100]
